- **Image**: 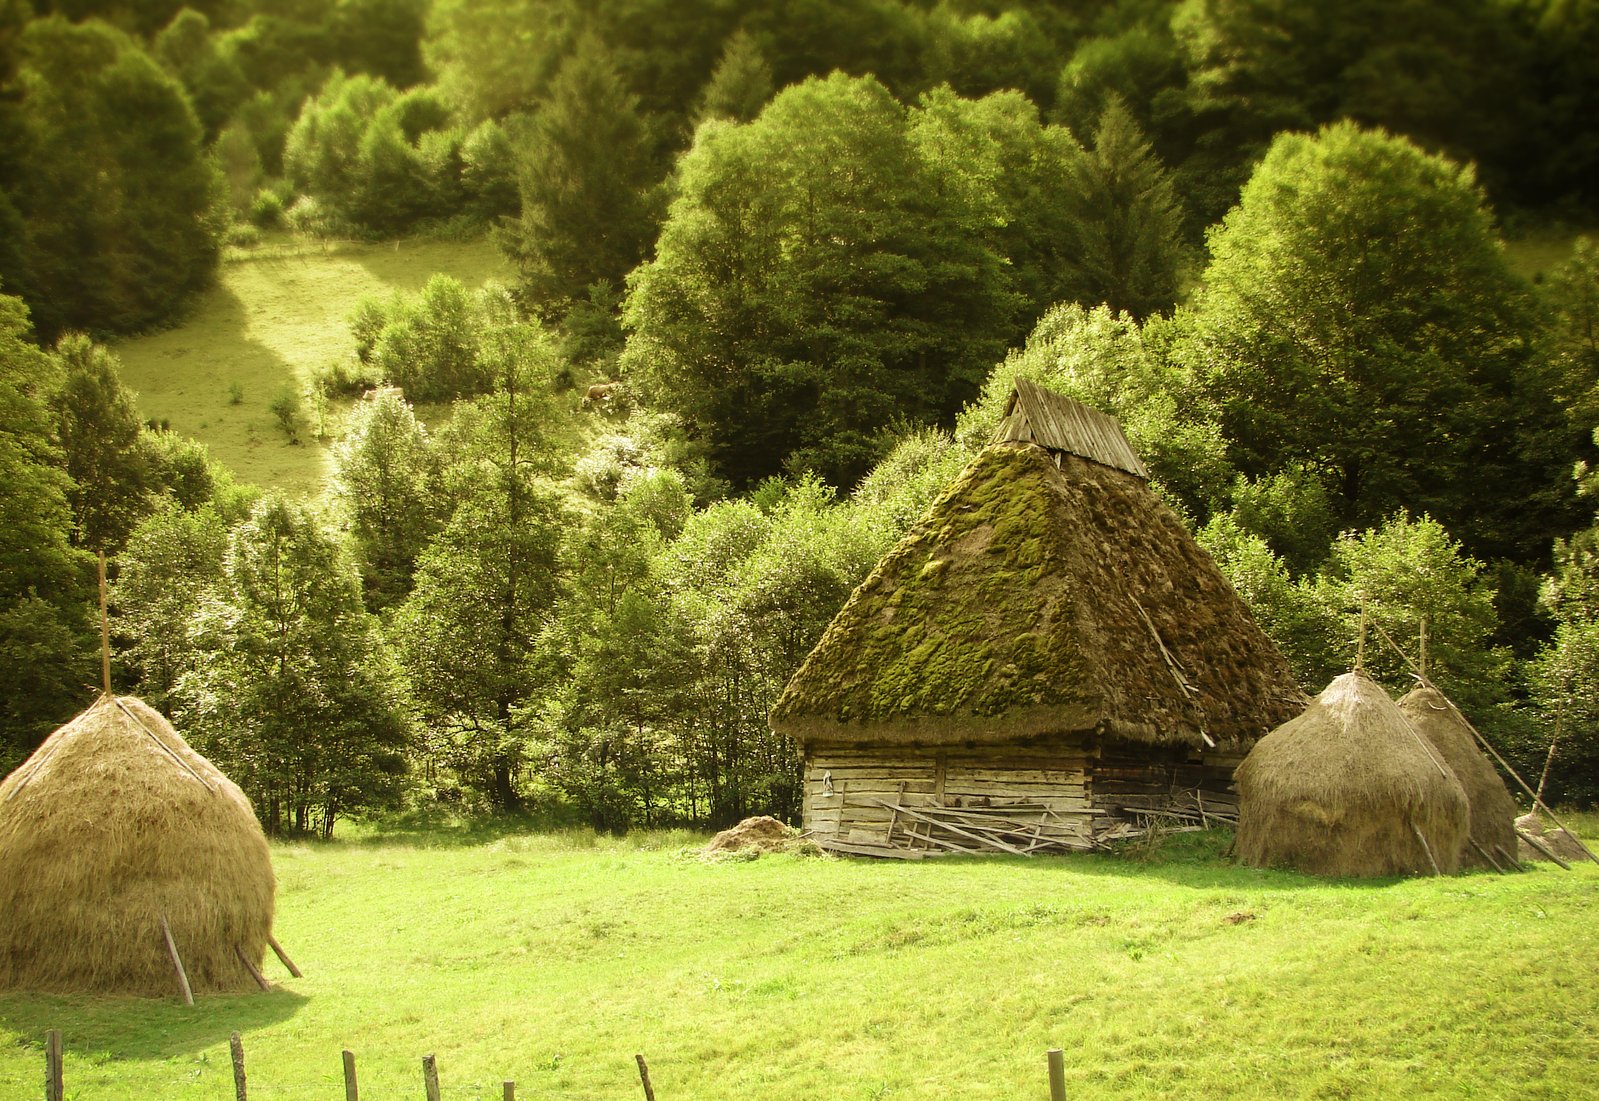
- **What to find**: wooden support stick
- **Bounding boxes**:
[235,946,271,991]
[267,934,303,978]
[342,1050,358,1101]
[230,1031,247,1101]
[98,551,110,695]
[635,1053,656,1101]
[1469,837,1508,875]
[503,1081,516,1100]
[1410,821,1442,876]
[1047,1048,1067,1101]
[422,1053,441,1101]
[46,1030,63,1101]
[1517,828,1572,871]
[160,915,194,1006]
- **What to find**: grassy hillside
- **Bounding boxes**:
[0,825,1594,1100]
[113,234,511,499]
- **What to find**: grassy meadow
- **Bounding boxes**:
[0,824,1595,1101]
[112,234,510,498]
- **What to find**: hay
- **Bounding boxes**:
[1235,672,1470,877]
[1397,686,1520,869]
[703,816,820,857]
[1515,813,1588,863]
[0,694,276,996]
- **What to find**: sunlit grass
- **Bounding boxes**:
[112,232,510,499]
[1,822,1595,1100]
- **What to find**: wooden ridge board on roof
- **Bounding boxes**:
[993,377,1149,479]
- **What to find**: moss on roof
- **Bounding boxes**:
[771,443,1305,749]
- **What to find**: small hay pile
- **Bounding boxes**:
[0,694,276,996]
[1515,813,1589,864]
[1396,686,1520,869]
[1235,672,1469,877]
[703,816,820,857]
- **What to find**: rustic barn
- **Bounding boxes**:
[0,693,278,997]
[1235,672,1471,877]
[769,382,1306,857]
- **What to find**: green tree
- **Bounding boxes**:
[624,73,1021,490]
[179,494,410,836]
[1057,98,1187,319]
[48,335,154,553]
[505,35,663,315]
[332,388,436,609]
[0,293,93,768]
[693,29,773,126]
[11,17,223,339]
[1185,122,1568,560]
[369,275,490,402]
[1541,237,1599,430]
[112,500,229,713]
[394,320,562,811]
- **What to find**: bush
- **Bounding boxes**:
[249,188,286,229]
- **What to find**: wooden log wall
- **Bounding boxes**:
[804,738,1095,848]
[804,738,1248,851]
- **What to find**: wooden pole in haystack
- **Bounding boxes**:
[160,914,194,1006]
[98,551,110,695]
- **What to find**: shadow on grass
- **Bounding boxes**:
[0,987,307,1061]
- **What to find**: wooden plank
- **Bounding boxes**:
[875,801,1030,855]
[160,915,194,1007]
[818,838,930,860]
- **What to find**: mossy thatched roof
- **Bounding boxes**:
[771,442,1305,749]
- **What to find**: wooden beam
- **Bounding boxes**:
[235,946,271,991]
[267,934,303,978]
[160,915,194,1006]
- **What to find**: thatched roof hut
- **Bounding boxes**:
[0,694,275,996]
[1397,685,1520,870]
[771,399,1305,855]
[1235,672,1470,877]
[773,440,1303,751]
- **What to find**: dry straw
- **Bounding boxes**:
[1396,685,1520,870]
[1235,672,1469,877]
[0,694,275,996]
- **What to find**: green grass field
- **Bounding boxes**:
[1,824,1595,1101]
[112,234,510,500]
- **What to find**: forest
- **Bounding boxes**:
[3,0,1599,836]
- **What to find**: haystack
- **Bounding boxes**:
[1397,686,1520,869]
[1235,672,1470,876]
[0,694,275,996]
[703,816,821,857]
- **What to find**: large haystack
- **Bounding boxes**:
[1397,686,1520,869]
[0,694,275,996]
[1235,672,1470,877]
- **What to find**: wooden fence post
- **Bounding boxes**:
[422,1053,441,1101]
[45,1030,63,1101]
[342,1049,359,1101]
[503,1081,516,1100]
[635,1053,656,1101]
[1046,1048,1066,1101]
[230,1031,247,1101]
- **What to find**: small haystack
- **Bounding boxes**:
[0,694,276,996]
[1235,672,1469,877]
[1397,685,1520,870]
[703,816,820,857]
